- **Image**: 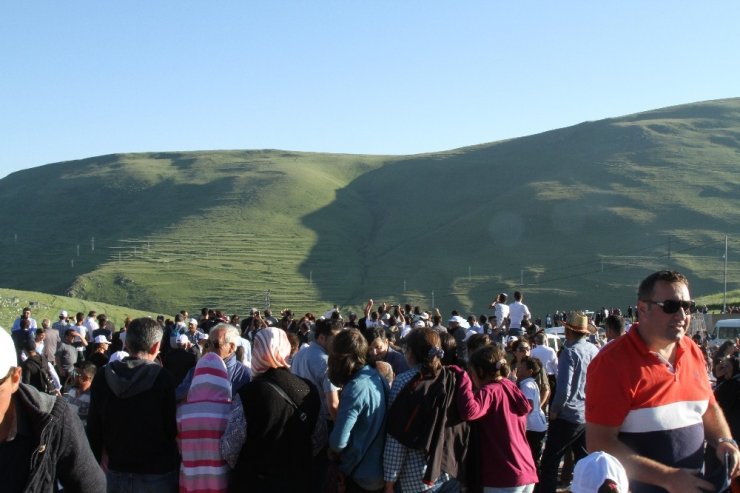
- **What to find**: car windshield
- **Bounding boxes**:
[718,326,740,339]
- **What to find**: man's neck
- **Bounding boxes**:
[637,326,679,364]
[0,398,17,443]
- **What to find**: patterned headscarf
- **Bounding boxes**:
[251,327,291,376]
[177,352,232,492]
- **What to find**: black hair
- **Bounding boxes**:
[637,270,689,301]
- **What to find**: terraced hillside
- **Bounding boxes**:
[1,98,739,315]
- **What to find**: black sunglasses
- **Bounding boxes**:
[641,299,696,314]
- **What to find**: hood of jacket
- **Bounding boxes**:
[186,353,231,403]
[500,377,531,416]
[105,357,162,398]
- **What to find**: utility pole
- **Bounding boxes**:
[432,291,435,309]
[520,269,524,286]
[724,234,728,313]
[91,237,95,252]
[468,265,471,281]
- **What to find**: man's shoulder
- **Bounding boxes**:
[531,345,555,357]
[294,342,325,362]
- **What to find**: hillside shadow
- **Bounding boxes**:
[301,113,740,313]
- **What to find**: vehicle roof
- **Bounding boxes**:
[714,319,740,328]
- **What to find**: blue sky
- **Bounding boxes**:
[1,1,738,178]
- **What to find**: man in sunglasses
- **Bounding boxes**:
[586,270,740,493]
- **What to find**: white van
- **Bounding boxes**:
[710,319,740,347]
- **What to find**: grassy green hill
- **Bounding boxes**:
[0,288,153,331]
[1,98,739,317]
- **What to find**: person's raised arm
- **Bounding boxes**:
[449,366,491,420]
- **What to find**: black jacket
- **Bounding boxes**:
[88,357,178,474]
[230,367,319,492]
[21,354,54,393]
[8,384,105,492]
[386,367,469,484]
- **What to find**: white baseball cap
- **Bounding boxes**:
[0,329,18,376]
[176,334,189,345]
[108,351,129,364]
[571,451,629,493]
[93,335,111,344]
[189,318,198,326]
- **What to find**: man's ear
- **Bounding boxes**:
[149,340,161,356]
[636,300,648,318]
[10,367,22,392]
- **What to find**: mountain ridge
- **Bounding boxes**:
[1,97,739,315]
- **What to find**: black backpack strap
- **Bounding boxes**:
[263,380,308,423]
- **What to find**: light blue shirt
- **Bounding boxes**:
[551,336,599,424]
[330,365,387,490]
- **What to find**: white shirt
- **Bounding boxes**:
[494,303,509,329]
[519,377,548,432]
[508,301,530,329]
[531,344,558,376]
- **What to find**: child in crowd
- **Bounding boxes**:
[453,344,538,492]
[517,355,548,469]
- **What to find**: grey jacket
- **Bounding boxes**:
[14,383,105,492]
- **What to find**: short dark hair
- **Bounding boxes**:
[76,361,98,380]
[466,333,491,356]
[316,317,343,338]
[638,270,689,301]
[366,326,387,345]
[514,291,522,301]
[604,315,625,335]
[125,317,162,355]
[519,355,542,376]
[21,337,36,353]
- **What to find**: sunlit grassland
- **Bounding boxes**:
[1,99,739,317]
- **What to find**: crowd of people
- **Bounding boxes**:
[0,270,739,493]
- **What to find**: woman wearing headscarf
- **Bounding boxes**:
[177,352,233,493]
[226,327,320,493]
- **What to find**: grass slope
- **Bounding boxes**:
[1,98,739,316]
[0,288,153,331]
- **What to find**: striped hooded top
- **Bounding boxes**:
[177,352,233,493]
